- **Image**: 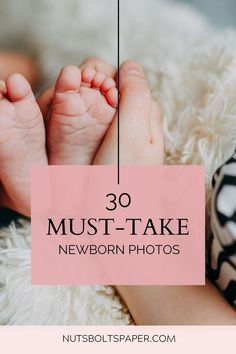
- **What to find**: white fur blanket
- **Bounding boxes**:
[0,0,236,325]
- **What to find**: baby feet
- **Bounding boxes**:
[0,60,117,216]
[0,74,47,216]
[0,59,162,218]
[47,65,118,165]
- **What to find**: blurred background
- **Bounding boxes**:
[0,0,235,89]
[175,0,236,28]
[0,0,235,80]
[0,0,118,88]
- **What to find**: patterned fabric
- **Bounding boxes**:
[208,151,236,308]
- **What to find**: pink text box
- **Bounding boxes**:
[31,166,205,285]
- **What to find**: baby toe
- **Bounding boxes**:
[92,71,106,88]
[80,57,117,78]
[81,67,96,85]
[101,77,116,94]
[6,73,32,102]
[106,87,118,108]
[55,65,81,93]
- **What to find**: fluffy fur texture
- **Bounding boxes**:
[0,0,236,324]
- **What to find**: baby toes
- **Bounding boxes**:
[81,68,107,89]
[101,77,116,93]
[101,77,118,108]
[91,72,106,88]
[81,67,118,108]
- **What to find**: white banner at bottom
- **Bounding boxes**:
[0,326,235,353]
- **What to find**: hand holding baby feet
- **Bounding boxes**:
[0,74,47,216]
[47,65,118,165]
